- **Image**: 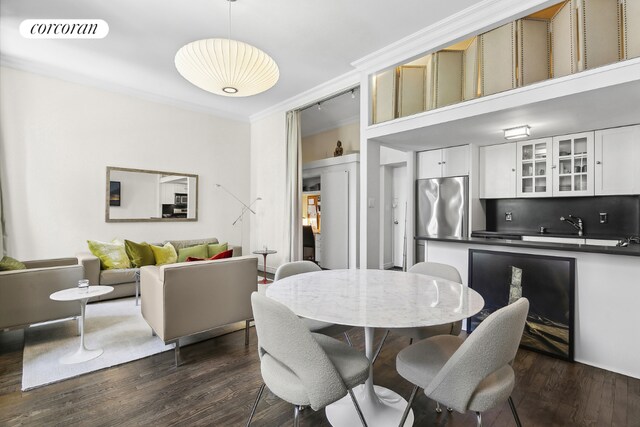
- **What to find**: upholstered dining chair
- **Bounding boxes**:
[247,292,369,427]
[372,262,463,369]
[274,261,353,344]
[396,298,530,427]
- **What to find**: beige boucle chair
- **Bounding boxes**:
[247,292,369,427]
[274,261,354,344]
[396,298,529,427]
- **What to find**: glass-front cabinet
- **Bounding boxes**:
[552,132,594,196]
[516,138,552,197]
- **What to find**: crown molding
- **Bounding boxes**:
[351,0,557,74]
[250,70,360,123]
[0,55,250,123]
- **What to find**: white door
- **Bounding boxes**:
[442,145,469,177]
[595,125,640,195]
[392,166,407,268]
[321,170,349,269]
[479,143,517,198]
[417,150,442,179]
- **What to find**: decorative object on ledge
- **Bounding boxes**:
[175,0,279,97]
[333,140,343,157]
[468,249,575,361]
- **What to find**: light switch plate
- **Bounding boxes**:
[599,212,608,224]
[505,212,513,221]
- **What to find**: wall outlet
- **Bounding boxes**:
[599,212,608,224]
[505,212,513,221]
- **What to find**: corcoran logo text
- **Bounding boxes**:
[20,19,109,39]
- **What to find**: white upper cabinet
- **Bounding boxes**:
[552,132,594,196]
[479,143,516,199]
[594,125,640,195]
[517,138,553,197]
[417,145,469,179]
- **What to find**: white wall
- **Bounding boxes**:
[301,121,360,163]
[0,67,251,259]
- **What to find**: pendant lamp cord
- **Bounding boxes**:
[227,0,232,41]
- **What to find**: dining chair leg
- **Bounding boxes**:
[245,319,251,346]
[245,383,265,427]
[293,405,301,427]
[344,331,353,347]
[398,385,418,427]
[476,411,482,427]
[436,402,442,413]
[348,388,368,427]
[409,338,413,345]
[508,396,522,427]
[372,329,390,364]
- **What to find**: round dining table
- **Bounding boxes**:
[266,268,484,427]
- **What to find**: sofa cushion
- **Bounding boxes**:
[211,249,234,260]
[87,240,131,270]
[150,243,178,265]
[100,268,140,285]
[207,242,228,257]
[0,256,27,271]
[177,244,208,262]
[124,240,156,267]
[166,238,218,252]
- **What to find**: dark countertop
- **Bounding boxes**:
[415,234,640,257]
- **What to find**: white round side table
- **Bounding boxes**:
[50,285,114,364]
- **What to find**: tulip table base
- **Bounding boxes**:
[325,327,413,427]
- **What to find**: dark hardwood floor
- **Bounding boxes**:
[1,324,639,426]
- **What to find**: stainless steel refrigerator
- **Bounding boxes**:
[415,176,469,239]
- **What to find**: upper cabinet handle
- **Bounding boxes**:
[596,161,602,164]
[438,162,442,165]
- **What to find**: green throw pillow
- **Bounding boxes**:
[87,240,131,270]
[178,244,208,263]
[150,242,178,265]
[0,256,27,271]
[124,240,156,268]
[207,242,229,258]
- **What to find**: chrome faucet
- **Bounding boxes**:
[560,215,583,236]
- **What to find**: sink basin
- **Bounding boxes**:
[522,235,620,246]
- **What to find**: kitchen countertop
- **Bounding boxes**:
[415,233,640,257]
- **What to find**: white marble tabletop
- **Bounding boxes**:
[50,285,114,301]
[266,269,484,329]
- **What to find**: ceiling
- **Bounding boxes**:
[300,88,360,137]
[0,0,477,120]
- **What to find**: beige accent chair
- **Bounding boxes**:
[78,237,241,301]
[396,298,529,427]
[141,255,257,366]
[0,258,82,330]
[247,292,369,427]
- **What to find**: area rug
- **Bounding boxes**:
[22,297,173,391]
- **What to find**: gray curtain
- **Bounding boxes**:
[285,110,302,262]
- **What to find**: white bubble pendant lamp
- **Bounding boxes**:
[175,1,279,97]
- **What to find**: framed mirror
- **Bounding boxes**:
[105,166,198,222]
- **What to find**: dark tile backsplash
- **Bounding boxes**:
[485,196,640,237]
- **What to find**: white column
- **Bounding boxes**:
[405,151,416,268]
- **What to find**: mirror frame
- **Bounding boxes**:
[105,166,199,223]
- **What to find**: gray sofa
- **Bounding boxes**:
[77,238,241,301]
[140,255,258,365]
[0,258,82,330]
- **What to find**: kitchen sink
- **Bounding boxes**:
[522,235,620,246]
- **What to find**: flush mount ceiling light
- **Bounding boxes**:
[503,125,531,140]
[175,0,279,97]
